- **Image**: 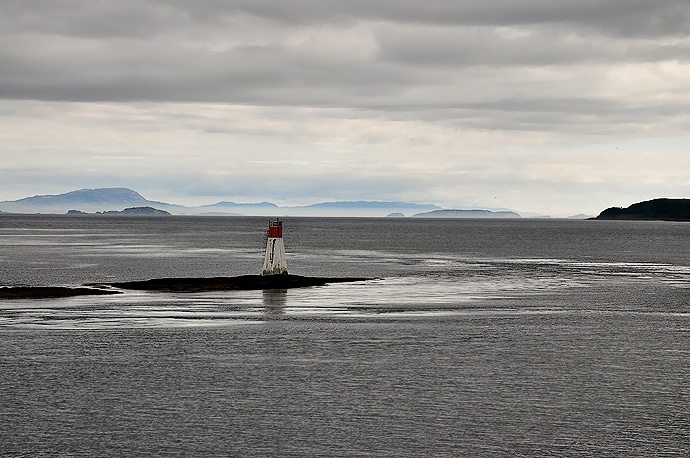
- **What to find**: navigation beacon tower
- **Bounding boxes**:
[262,219,288,275]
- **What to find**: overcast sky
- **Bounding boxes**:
[1,0,689,216]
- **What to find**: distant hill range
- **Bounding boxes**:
[595,198,690,221]
[412,209,520,218]
[0,187,523,218]
[0,188,184,214]
[196,199,443,217]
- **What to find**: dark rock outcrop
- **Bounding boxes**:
[595,198,690,221]
[0,286,120,299]
[105,274,370,292]
[2,275,371,299]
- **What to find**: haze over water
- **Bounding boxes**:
[1,216,689,456]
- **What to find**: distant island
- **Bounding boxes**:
[67,206,171,216]
[594,198,690,221]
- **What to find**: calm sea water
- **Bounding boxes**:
[1,215,689,456]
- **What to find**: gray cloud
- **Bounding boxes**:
[1,1,689,215]
[4,1,688,36]
[2,1,689,105]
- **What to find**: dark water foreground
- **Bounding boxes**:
[2,313,689,457]
[1,216,688,456]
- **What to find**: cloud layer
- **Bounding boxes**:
[1,1,689,215]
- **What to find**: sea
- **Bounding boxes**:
[1,215,688,457]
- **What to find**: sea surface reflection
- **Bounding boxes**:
[1,216,689,456]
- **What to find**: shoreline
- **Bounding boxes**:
[103,274,371,292]
[1,275,371,299]
[0,286,121,300]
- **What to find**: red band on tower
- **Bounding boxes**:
[268,226,283,238]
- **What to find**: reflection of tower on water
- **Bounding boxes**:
[262,219,288,276]
[263,289,287,314]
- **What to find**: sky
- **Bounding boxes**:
[1,0,689,216]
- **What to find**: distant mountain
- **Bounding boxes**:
[285,201,442,217]
[412,209,521,218]
[298,201,439,210]
[0,187,528,218]
[595,198,690,221]
[3,187,145,212]
[196,201,280,215]
[192,200,441,216]
[0,188,184,214]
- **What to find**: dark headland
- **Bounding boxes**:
[594,198,690,221]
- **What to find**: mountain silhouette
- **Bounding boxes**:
[0,187,523,217]
[0,188,180,214]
